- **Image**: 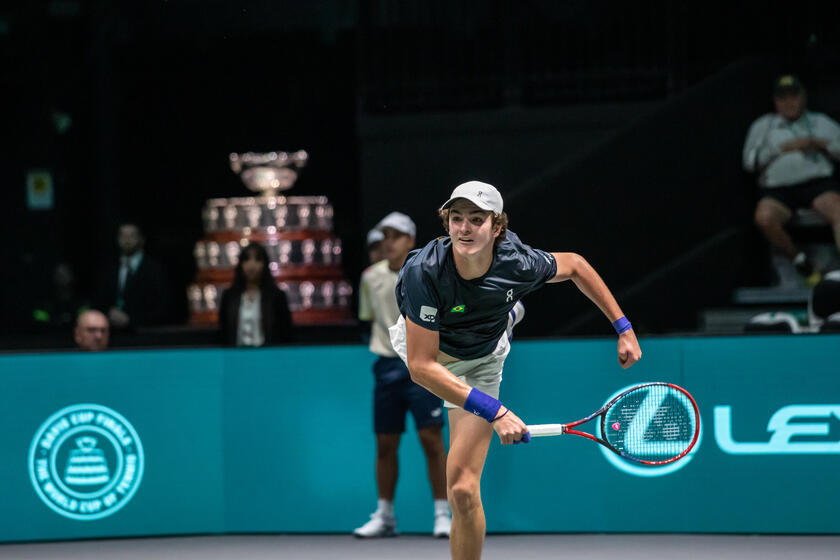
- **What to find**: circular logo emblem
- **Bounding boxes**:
[28,404,145,520]
[596,384,702,477]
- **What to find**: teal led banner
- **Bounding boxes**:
[0,335,838,542]
[28,403,145,521]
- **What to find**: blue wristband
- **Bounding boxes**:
[612,316,632,335]
[464,388,502,423]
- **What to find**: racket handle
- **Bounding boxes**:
[513,431,531,444]
[527,424,566,437]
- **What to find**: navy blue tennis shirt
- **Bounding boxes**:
[396,230,557,360]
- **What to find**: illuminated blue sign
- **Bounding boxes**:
[28,404,145,521]
[715,405,840,454]
[595,384,702,477]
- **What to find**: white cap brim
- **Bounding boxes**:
[439,181,503,214]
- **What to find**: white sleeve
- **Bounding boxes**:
[816,113,840,160]
[358,273,373,321]
[743,115,779,172]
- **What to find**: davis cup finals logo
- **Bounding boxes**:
[28,404,145,520]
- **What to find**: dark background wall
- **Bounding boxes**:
[1,0,839,343]
[1,2,360,335]
[357,100,662,242]
[358,57,840,336]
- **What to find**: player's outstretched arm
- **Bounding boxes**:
[405,316,474,405]
[549,252,642,369]
[404,317,530,443]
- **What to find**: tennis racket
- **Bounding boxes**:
[526,382,700,465]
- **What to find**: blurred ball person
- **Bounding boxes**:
[367,227,385,264]
[74,310,110,352]
[743,75,840,284]
[355,212,451,539]
[95,223,171,330]
[219,243,293,347]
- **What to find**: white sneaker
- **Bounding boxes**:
[507,300,525,340]
[433,512,451,538]
[353,512,397,538]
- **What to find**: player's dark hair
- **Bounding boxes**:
[438,208,508,247]
[230,242,276,293]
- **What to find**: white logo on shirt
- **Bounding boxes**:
[420,306,438,323]
[506,289,514,302]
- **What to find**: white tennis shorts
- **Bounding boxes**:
[388,315,511,408]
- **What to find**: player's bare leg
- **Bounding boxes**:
[375,433,401,500]
[447,408,494,560]
[419,424,452,537]
[417,425,447,500]
[355,433,401,537]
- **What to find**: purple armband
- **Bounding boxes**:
[464,388,502,423]
[612,316,632,335]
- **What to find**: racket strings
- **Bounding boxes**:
[604,384,695,462]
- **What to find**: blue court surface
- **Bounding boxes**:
[2,534,839,559]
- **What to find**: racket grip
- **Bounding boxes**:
[527,424,566,437]
[513,431,531,445]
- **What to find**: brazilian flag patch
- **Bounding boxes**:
[451,305,465,313]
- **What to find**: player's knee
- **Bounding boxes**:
[448,481,480,514]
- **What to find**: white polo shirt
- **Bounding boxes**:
[743,111,840,187]
[359,259,401,358]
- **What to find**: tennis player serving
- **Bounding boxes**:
[389,181,642,560]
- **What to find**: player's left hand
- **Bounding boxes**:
[617,329,641,369]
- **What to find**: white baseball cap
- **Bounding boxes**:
[439,181,503,214]
[366,228,384,246]
[376,211,416,238]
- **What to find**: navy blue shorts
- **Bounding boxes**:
[373,356,444,434]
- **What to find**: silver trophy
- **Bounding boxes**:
[201,196,333,234]
[229,150,308,195]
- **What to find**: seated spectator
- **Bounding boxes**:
[367,228,385,264]
[743,75,840,285]
[218,243,293,347]
[95,222,171,330]
[74,310,110,351]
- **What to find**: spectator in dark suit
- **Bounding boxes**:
[219,243,293,347]
[96,223,171,330]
